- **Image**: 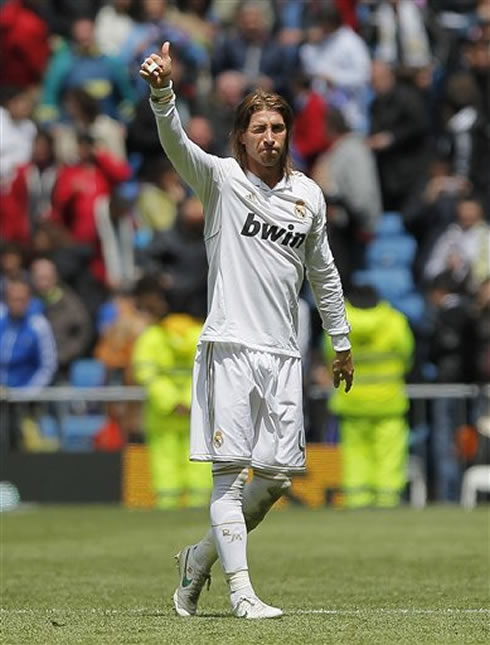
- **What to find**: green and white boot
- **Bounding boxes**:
[173,546,211,616]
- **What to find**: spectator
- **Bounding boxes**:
[0,277,57,388]
[203,71,247,156]
[37,17,135,125]
[424,195,490,292]
[0,130,59,246]
[94,0,135,57]
[299,5,371,131]
[94,288,147,383]
[368,60,430,211]
[473,278,490,383]
[131,274,211,509]
[30,257,92,380]
[373,0,432,72]
[49,132,131,291]
[138,195,208,320]
[439,71,482,179]
[425,271,476,501]
[120,0,207,97]
[53,88,127,163]
[312,107,382,287]
[0,243,29,303]
[30,220,99,316]
[291,74,331,172]
[171,0,217,51]
[186,115,218,154]
[136,156,185,233]
[0,0,51,88]
[322,284,414,508]
[95,192,137,291]
[40,0,102,40]
[211,0,297,97]
[0,86,36,189]
[403,153,471,283]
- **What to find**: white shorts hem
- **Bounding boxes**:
[190,454,251,465]
[190,454,306,474]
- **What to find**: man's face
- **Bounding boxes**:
[31,260,57,294]
[458,200,482,229]
[6,283,31,318]
[240,110,287,171]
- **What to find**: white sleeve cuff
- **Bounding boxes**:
[330,334,351,351]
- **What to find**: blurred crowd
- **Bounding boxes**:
[0,0,489,392]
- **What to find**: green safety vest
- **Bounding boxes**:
[325,301,414,417]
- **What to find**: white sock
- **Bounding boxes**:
[192,469,291,571]
[210,466,249,574]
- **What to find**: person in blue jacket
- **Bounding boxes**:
[0,277,57,449]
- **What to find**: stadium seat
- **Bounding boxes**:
[390,292,426,327]
[352,268,414,300]
[375,212,405,237]
[38,414,60,440]
[69,359,106,388]
[60,414,107,452]
[366,235,417,269]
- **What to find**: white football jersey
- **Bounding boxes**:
[150,86,351,358]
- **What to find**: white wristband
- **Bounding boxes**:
[150,81,173,97]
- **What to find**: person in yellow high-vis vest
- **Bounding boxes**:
[131,276,211,509]
[324,285,414,508]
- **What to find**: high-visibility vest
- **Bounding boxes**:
[325,301,414,417]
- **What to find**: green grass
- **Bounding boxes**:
[1,505,489,644]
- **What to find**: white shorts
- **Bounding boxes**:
[190,342,306,473]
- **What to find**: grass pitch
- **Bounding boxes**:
[1,505,489,644]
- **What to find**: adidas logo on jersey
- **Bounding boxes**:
[240,213,306,249]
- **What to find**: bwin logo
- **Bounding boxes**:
[240,213,306,249]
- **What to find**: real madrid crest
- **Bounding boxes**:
[294,200,306,218]
[213,430,224,448]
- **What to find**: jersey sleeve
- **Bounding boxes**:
[149,83,230,209]
[305,189,351,350]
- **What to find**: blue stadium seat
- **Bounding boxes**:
[376,212,405,237]
[38,414,60,440]
[390,292,426,327]
[366,235,417,270]
[352,268,414,300]
[69,359,106,388]
[60,415,106,452]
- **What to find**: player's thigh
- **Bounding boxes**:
[252,355,306,473]
[191,342,257,463]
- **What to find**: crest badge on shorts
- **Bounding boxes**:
[294,200,306,218]
[213,430,224,448]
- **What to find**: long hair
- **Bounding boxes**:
[230,89,294,176]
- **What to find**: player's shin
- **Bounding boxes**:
[209,465,254,599]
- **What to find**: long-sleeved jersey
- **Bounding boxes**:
[150,84,350,358]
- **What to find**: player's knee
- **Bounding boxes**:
[243,471,291,531]
[211,464,249,503]
[255,470,291,495]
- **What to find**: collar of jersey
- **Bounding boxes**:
[246,170,291,192]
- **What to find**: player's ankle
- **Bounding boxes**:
[227,569,254,602]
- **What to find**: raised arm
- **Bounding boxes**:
[139,42,223,204]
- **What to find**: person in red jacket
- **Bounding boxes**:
[49,133,131,286]
[292,74,331,172]
[0,0,51,88]
[0,130,59,246]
